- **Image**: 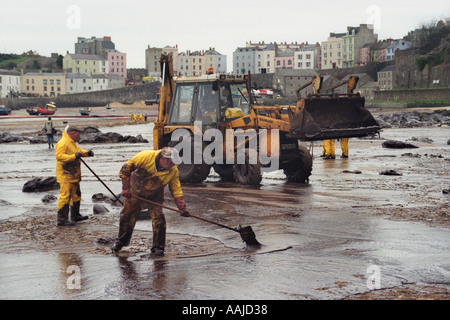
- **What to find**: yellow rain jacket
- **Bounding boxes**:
[119,150,183,199]
[55,131,89,183]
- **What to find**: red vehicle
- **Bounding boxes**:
[37,103,57,115]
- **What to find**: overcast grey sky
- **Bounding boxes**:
[1,0,449,71]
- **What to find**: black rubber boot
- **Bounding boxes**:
[111,239,124,252]
[71,201,88,222]
[57,204,76,226]
[150,246,165,257]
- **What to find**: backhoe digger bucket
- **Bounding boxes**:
[288,94,380,141]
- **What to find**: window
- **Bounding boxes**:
[169,84,194,123]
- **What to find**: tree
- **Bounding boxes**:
[56,54,63,69]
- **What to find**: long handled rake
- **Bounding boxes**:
[80,158,261,246]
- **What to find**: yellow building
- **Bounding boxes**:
[63,53,108,75]
[321,33,344,70]
[20,73,66,97]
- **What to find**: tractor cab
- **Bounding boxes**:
[167,74,251,128]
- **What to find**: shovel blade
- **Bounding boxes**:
[238,226,261,246]
[288,94,380,140]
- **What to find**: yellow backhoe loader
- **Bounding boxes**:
[153,54,380,185]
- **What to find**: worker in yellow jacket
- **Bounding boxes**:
[55,126,94,226]
[111,147,190,256]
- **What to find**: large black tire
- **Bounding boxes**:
[233,148,262,185]
[213,164,235,182]
[177,162,211,183]
[169,134,211,183]
[283,145,313,183]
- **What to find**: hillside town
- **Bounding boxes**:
[0,19,449,101]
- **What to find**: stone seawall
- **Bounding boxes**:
[1,82,161,109]
[373,87,450,101]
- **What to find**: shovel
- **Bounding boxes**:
[132,195,261,247]
[80,158,261,247]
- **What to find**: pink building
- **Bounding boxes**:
[359,44,373,66]
[274,50,294,71]
[108,52,127,79]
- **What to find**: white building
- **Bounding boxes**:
[386,39,412,61]
[91,74,109,92]
[91,74,124,91]
[233,46,257,74]
[66,73,93,93]
[294,49,316,70]
[0,69,21,98]
[177,49,227,76]
[204,48,227,74]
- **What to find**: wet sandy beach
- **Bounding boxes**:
[0,105,449,301]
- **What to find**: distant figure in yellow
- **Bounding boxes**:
[323,139,335,159]
[130,113,134,121]
[340,138,349,158]
[133,114,138,123]
[323,138,349,159]
[139,114,143,122]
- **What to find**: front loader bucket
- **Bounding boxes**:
[288,94,380,141]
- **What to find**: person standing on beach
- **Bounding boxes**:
[43,117,55,149]
[55,126,94,226]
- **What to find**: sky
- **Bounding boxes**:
[1,0,449,72]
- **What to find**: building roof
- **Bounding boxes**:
[66,73,91,79]
[329,32,346,38]
[277,69,318,77]
[204,49,222,55]
[0,69,20,76]
[24,72,66,76]
[68,53,106,60]
[379,65,396,73]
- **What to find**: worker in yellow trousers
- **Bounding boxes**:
[55,126,94,226]
[323,138,349,159]
[323,139,335,159]
[340,138,349,158]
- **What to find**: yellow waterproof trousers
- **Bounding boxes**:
[340,138,349,157]
[323,139,335,157]
[117,189,166,251]
[57,182,81,211]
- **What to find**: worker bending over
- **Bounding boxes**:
[111,147,190,256]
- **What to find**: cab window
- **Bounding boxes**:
[169,84,194,124]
